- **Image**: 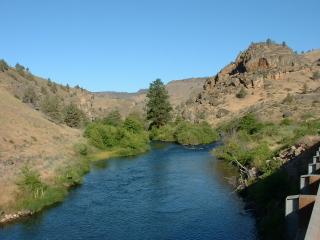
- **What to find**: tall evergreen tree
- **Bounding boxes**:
[146,79,172,128]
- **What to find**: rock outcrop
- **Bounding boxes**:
[198,42,311,104]
[180,42,320,125]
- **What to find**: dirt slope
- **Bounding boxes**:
[0,87,82,210]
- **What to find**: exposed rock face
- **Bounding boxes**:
[199,43,311,103]
[180,42,320,125]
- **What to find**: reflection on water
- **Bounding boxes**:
[0,142,257,240]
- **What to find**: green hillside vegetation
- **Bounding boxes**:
[84,112,150,156]
[214,113,320,174]
[213,113,320,239]
[150,120,219,145]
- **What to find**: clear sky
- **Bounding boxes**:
[1,0,319,92]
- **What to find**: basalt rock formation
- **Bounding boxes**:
[181,42,320,125]
[198,42,311,105]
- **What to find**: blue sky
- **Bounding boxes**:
[1,0,319,92]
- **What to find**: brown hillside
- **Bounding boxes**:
[181,42,320,125]
[0,87,82,210]
[92,77,206,117]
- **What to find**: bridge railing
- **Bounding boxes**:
[286,148,320,240]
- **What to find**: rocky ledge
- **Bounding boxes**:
[0,210,33,224]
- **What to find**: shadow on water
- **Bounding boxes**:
[242,142,320,240]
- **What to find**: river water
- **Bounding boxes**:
[0,142,257,240]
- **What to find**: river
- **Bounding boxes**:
[0,142,257,240]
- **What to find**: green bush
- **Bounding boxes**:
[151,120,219,145]
[74,143,88,156]
[102,110,122,126]
[84,114,150,155]
[214,138,253,166]
[238,113,263,134]
[63,104,86,128]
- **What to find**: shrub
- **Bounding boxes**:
[282,93,294,104]
[22,86,38,105]
[74,143,88,156]
[236,87,247,98]
[302,83,308,94]
[312,71,320,80]
[102,110,122,126]
[15,63,25,72]
[17,167,47,199]
[238,113,263,135]
[0,59,9,72]
[84,114,150,155]
[63,104,86,128]
[40,95,63,123]
[50,83,58,93]
[123,114,145,133]
[151,120,218,145]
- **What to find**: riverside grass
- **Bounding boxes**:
[13,116,219,218]
[213,113,320,239]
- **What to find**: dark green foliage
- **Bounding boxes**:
[282,41,286,47]
[245,171,295,240]
[0,59,9,72]
[40,95,63,123]
[102,110,122,126]
[150,120,219,145]
[146,79,172,128]
[84,114,150,155]
[236,87,247,98]
[63,104,86,128]
[22,86,38,105]
[123,114,144,133]
[238,113,263,134]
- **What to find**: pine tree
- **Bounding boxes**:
[146,79,172,128]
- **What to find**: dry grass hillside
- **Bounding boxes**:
[181,43,320,125]
[92,77,206,117]
[0,87,82,211]
[0,66,95,120]
[0,62,206,213]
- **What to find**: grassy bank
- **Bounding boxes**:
[10,112,220,219]
[150,119,219,145]
[212,113,320,239]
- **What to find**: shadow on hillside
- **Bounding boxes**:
[240,142,320,240]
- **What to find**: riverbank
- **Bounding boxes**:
[0,142,257,240]
[213,113,320,239]
[0,144,150,225]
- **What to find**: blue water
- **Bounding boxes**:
[0,142,257,240]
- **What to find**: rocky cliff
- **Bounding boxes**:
[181,42,320,125]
